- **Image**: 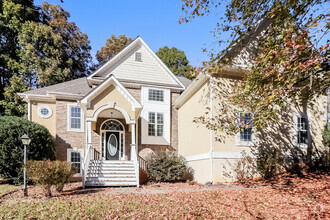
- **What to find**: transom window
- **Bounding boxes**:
[70,107,81,129]
[296,115,308,145]
[148,89,164,102]
[239,113,252,142]
[135,52,142,61]
[148,112,164,136]
[70,151,81,174]
[101,120,124,131]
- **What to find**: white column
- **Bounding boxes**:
[130,123,136,161]
[87,121,92,144]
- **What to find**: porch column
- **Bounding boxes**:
[86,121,92,159]
[130,123,136,160]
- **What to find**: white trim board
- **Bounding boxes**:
[184,152,255,162]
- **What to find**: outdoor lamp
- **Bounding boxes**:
[21,134,31,145]
[20,134,30,197]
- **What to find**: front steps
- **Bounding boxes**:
[85,160,138,187]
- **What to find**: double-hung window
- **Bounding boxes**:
[296,114,309,146]
[239,113,253,142]
[67,105,84,132]
[67,149,83,175]
[148,112,164,136]
[148,89,164,102]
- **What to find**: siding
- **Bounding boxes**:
[97,45,178,87]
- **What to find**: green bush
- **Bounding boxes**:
[146,151,188,182]
[0,116,55,184]
[26,160,76,197]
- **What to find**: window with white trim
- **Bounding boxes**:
[135,52,142,61]
[148,112,164,136]
[296,115,309,145]
[239,113,253,142]
[67,149,83,174]
[67,104,84,132]
[37,105,52,118]
[148,89,164,102]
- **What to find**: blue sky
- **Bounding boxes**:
[35,0,222,67]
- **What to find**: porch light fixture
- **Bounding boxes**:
[20,134,30,197]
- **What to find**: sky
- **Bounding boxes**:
[34,0,222,67]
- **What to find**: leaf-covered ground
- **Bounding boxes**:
[0,173,329,219]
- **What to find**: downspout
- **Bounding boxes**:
[209,75,213,183]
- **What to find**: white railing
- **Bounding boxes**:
[130,144,140,187]
[82,144,92,188]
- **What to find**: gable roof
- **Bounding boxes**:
[87,36,185,89]
[81,75,142,110]
[22,77,91,96]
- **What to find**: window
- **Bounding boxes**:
[148,89,164,102]
[67,149,83,175]
[239,113,253,142]
[67,104,84,132]
[148,112,164,136]
[71,151,81,173]
[37,105,52,118]
[296,115,309,145]
[135,52,142,61]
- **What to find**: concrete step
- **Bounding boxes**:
[86,177,137,182]
[85,181,137,187]
[87,175,136,178]
[88,170,136,175]
[90,160,134,165]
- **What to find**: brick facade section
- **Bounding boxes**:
[56,100,86,161]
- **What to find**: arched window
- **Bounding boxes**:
[101,120,124,131]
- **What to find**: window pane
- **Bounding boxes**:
[71,152,81,162]
[298,131,308,144]
[157,125,163,136]
[148,89,164,101]
[148,124,155,136]
[41,108,49,115]
[239,113,252,142]
[157,113,164,124]
[71,107,81,118]
[71,118,81,129]
[149,112,155,123]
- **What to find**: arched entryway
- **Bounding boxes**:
[100,119,125,160]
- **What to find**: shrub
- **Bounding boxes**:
[0,116,55,184]
[26,160,76,197]
[146,151,188,182]
[233,156,257,182]
[256,147,283,179]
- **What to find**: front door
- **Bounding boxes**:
[105,131,120,160]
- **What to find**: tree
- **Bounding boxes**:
[96,34,133,65]
[0,0,92,115]
[181,0,329,131]
[0,116,55,184]
[41,2,92,80]
[0,75,28,116]
[0,0,39,113]
[156,46,196,79]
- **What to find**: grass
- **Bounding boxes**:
[0,184,20,197]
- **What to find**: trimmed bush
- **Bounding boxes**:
[146,151,188,182]
[0,116,55,184]
[26,160,76,197]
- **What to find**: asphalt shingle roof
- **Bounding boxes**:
[24,77,92,96]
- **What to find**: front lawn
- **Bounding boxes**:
[0,184,20,197]
[0,173,328,219]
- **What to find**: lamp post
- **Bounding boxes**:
[20,134,30,197]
